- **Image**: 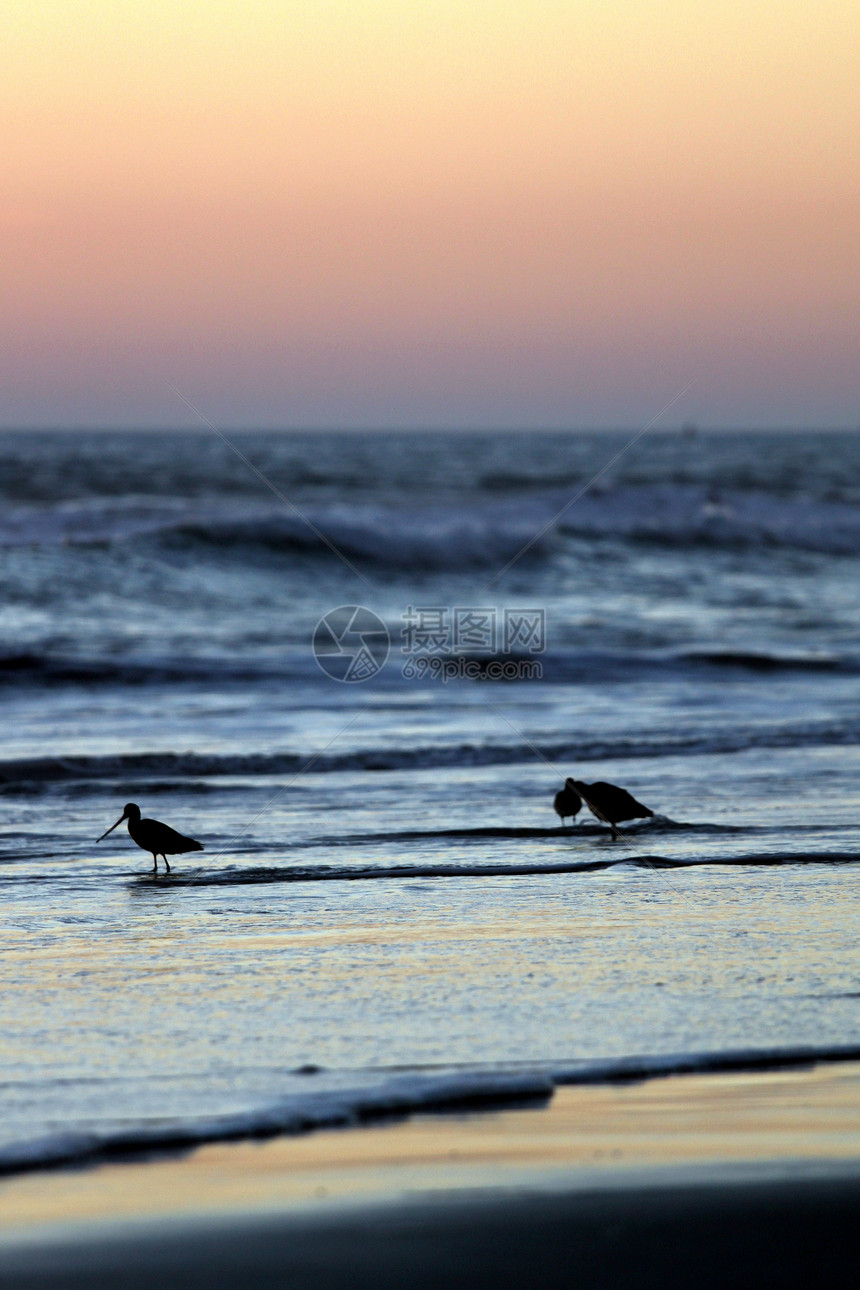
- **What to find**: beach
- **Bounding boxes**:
[3,1062,860,1285]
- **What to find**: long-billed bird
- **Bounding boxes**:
[569,780,653,840]
[97,803,203,873]
[553,778,583,828]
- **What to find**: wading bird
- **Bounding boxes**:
[553,778,583,828]
[569,780,653,840]
[97,803,203,873]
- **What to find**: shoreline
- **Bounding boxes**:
[3,1063,860,1283]
[7,1040,860,1181]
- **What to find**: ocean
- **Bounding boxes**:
[2,427,860,1172]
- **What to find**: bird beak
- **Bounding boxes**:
[97,814,126,843]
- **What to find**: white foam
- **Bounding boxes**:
[4,1046,860,1177]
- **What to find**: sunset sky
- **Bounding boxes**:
[3,1,858,427]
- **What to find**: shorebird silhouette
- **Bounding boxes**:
[97,803,203,873]
[553,778,583,828]
[569,780,653,840]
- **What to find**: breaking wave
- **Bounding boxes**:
[3,482,860,567]
[4,1042,860,1177]
[3,714,860,789]
[3,646,855,695]
[556,483,860,555]
[121,851,860,889]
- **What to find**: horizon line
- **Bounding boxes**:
[1,423,858,435]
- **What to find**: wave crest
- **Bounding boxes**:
[4,483,860,566]
[4,1043,860,1177]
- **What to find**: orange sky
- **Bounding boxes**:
[2,1,858,426]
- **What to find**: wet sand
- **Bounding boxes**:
[3,1062,860,1286]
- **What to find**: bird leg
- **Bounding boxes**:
[151,854,158,873]
[163,855,171,873]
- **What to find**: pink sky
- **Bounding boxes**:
[2,1,858,427]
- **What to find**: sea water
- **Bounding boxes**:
[2,428,860,1170]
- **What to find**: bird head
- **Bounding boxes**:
[97,803,140,842]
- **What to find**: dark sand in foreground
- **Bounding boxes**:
[3,1063,860,1287]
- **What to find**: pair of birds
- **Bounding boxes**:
[99,778,654,874]
[553,778,653,839]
